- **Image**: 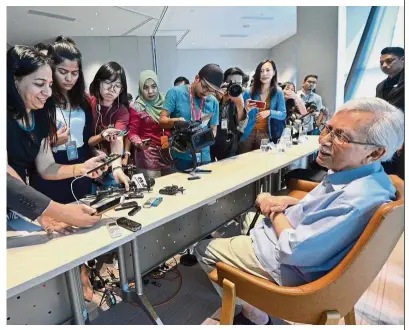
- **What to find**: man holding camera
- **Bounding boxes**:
[159,64,223,170]
[211,67,248,161]
[297,74,323,134]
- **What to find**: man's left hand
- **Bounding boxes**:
[37,215,78,238]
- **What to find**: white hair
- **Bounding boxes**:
[338,97,404,162]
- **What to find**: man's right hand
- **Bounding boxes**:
[256,193,294,217]
[56,204,102,228]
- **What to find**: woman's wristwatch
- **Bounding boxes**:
[124,151,131,157]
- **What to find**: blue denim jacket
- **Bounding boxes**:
[240,88,286,142]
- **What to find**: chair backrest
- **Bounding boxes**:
[282,174,404,323]
[217,175,404,324]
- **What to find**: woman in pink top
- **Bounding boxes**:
[129,70,171,179]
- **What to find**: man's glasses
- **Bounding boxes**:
[320,125,384,147]
[101,80,123,93]
[200,79,216,94]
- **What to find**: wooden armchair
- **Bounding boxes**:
[209,175,404,325]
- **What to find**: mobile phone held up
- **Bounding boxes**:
[86,153,121,175]
[116,217,142,232]
[141,138,151,146]
[117,130,129,137]
[248,100,266,109]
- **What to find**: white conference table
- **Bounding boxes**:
[7,136,320,325]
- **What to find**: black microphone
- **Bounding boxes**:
[146,177,155,189]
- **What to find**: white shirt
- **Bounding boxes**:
[54,107,86,151]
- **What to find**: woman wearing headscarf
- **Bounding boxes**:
[128,70,171,178]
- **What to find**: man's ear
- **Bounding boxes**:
[363,147,386,164]
[194,74,200,82]
[401,56,404,63]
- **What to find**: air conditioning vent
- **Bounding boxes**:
[28,10,76,22]
[219,34,248,38]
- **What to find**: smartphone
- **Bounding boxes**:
[128,205,142,216]
[117,130,129,137]
[248,100,266,109]
[106,222,122,238]
[125,192,144,200]
[115,201,138,211]
[143,197,158,209]
[151,197,163,207]
[116,217,142,232]
[86,153,121,175]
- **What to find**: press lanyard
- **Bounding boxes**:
[60,108,72,139]
[189,86,205,121]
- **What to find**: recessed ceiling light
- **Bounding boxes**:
[192,42,194,45]
[91,27,94,30]
[96,13,98,15]
[107,27,110,30]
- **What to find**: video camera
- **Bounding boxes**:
[171,113,215,170]
[305,101,318,111]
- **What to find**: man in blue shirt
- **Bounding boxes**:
[159,64,222,170]
[195,97,404,325]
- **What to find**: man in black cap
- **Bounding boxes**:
[160,64,223,170]
[376,46,404,179]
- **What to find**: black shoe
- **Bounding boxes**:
[233,312,271,325]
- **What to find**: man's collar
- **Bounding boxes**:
[300,89,313,97]
[326,162,382,191]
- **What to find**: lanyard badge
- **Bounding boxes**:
[59,108,78,160]
[66,140,78,161]
[189,86,205,121]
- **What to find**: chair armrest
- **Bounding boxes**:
[287,179,319,193]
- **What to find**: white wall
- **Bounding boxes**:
[271,6,339,114]
[63,36,177,96]
[44,35,270,94]
[175,49,271,83]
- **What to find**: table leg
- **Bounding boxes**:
[268,174,273,193]
[65,267,88,325]
[130,238,164,325]
[117,245,129,292]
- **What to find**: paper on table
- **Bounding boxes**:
[7,212,42,233]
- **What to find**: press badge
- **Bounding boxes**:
[66,141,78,161]
[221,119,228,130]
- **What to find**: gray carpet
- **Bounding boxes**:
[88,261,222,325]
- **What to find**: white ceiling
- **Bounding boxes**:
[7,6,297,49]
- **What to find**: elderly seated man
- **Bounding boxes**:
[194,97,404,325]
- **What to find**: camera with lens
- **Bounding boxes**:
[171,120,215,156]
[305,101,318,112]
[225,80,243,97]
